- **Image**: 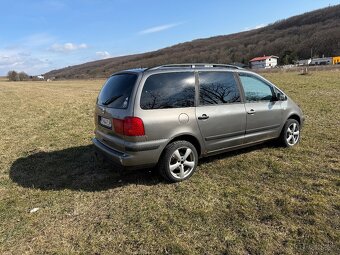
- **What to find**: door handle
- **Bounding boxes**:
[198,114,209,120]
[247,109,256,114]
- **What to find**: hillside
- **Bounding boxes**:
[45,5,340,79]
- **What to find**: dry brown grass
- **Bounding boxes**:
[0,71,339,254]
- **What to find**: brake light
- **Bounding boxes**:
[124,117,145,136]
[112,117,145,136]
[112,118,124,134]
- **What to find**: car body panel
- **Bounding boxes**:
[244,101,282,143]
[196,103,246,152]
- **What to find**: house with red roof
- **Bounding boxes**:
[249,55,279,69]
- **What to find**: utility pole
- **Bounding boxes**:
[311,48,313,59]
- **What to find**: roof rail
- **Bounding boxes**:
[148,63,244,70]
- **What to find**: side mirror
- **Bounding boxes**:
[277,92,287,101]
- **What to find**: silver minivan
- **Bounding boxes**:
[93,64,304,182]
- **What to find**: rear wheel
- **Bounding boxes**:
[280,119,300,147]
[158,140,198,182]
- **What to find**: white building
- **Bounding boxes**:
[249,55,279,69]
[296,59,312,66]
[310,57,332,65]
[37,75,44,80]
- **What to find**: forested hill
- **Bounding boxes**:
[45,5,340,79]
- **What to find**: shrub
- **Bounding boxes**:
[7,71,29,81]
[7,71,19,81]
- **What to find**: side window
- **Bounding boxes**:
[199,72,241,105]
[140,72,195,109]
[239,74,274,102]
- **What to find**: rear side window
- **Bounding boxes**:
[199,72,241,105]
[97,73,137,109]
[239,74,274,102]
[140,72,195,109]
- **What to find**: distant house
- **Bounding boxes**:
[295,56,340,66]
[333,56,340,65]
[310,57,332,65]
[36,75,44,80]
[249,55,279,69]
[296,58,312,66]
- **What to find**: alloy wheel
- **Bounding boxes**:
[286,122,300,146]
[168,147,196,179]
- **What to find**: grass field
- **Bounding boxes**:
[0,71,339,254]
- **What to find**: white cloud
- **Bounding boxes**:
[96,51,112,59]
[0,34,90,75]
[0,50,51,75]
[243,23,267,31]
[139,23,182,35]
[49,43,88,52]
[0,34,56,75]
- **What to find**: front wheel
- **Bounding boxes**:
[158,140,198,182]
[280,119,301,147]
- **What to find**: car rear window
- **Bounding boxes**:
[140,72,195,109]
[97,73,137,109]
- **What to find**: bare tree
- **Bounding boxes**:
[18,72,29,81]
[7,71,19,81]
[200,82,240,105]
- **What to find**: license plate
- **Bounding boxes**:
[99,116,112,128]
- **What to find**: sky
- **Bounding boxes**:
[0,0,339,75]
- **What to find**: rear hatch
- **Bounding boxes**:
[95,73,138,152]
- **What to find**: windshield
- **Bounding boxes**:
[97,73,137,109]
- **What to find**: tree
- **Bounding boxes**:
[18,72,29,81]
[7,71,19,81]
[280,50,298,65]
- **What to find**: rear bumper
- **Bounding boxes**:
[92,138,128,166]
[92,138,166,169]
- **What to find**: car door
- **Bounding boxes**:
[196,71,247,153]
[238,73,282,144]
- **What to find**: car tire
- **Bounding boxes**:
[158,140,198,182]
[280,119,301,147]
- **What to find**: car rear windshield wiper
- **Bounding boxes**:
[102,95,123,105]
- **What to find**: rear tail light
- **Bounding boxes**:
[112,118,124,134]
[112,117,145,136]
[123,117,145,136]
